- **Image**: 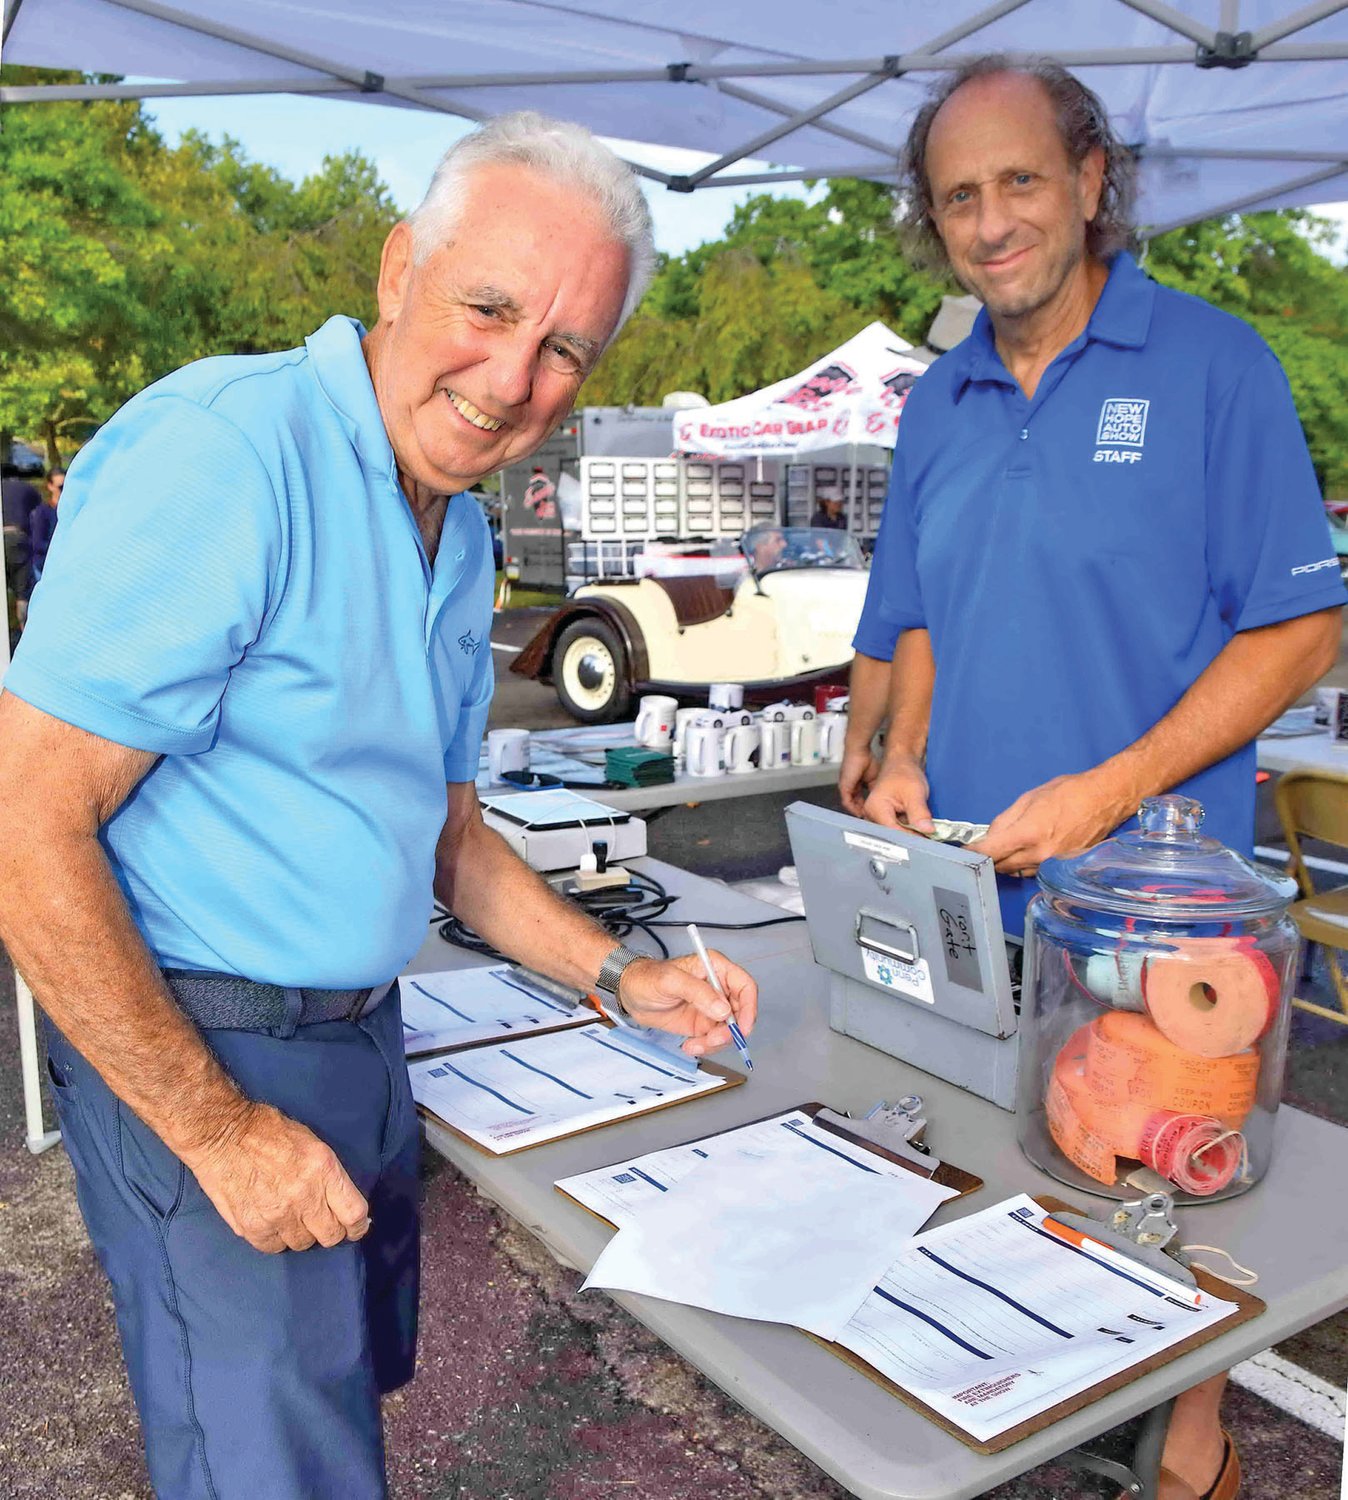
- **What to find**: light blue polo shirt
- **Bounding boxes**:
[7,316,495,986]
[855,253,1344,934]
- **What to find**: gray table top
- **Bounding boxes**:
[476,722,839,810]
[409,859,1348,1500]
[1257,728,1348,778]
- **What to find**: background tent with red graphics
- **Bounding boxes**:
[672,321,928,459]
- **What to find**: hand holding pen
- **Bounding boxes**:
[687,923,754,1072]
[607,937,758,1060]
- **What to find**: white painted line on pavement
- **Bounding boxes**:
[490,642,522,654]
[1230,1349,1346,1442]
[1254,844,1348,878]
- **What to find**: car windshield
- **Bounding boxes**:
[741,525,865,576]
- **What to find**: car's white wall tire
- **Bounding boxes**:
[554,617,632,723]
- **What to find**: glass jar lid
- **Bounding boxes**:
[1037,794,1296,921]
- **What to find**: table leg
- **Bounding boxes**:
[1057,1397,1172,1499]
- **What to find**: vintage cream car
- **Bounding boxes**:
[512,526,870,722]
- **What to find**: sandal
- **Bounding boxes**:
[1120,1427,1240,1500]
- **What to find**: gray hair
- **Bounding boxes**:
[407,111,657,334]
[898,55,1137,274]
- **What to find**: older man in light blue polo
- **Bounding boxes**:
[0,113,757,1499]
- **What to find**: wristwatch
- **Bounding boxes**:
[595,943,645,1017]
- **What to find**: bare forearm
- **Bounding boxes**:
[844,652,892,753]
[1102,610,1340,815]
[435,816,616,991]
[0,823,248,1164]
[881,628,934,764]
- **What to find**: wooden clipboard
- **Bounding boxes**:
[555,1098,984,1226]
[816,1193,1266,1455]
[415,1022,745,1157]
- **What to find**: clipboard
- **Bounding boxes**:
[802,1101,983,1198]
[818,1194,1266,1455]
[555,1098,984,1227]
[414,1022,745,1157]
[401,966,596,1060]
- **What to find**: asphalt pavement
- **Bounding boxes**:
[0,605,1345,1499]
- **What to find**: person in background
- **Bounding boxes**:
[810,489,847,530]
[28,467,63,586]
[844,56,1341,1500]
[2,462,41,628]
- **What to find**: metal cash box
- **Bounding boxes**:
[785,803,1021,1109]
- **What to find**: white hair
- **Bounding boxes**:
[407,111,656,335]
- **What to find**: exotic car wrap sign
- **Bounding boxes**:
[673,322,927,459]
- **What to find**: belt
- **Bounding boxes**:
[163,969,396,1033]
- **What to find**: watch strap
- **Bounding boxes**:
[595,943,644,1015]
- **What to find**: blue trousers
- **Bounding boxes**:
[44,983,420,1499]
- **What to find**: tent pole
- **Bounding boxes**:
[16,973,60,1154]
[0,523,61,1155]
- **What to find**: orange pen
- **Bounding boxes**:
[1040,1215,1202,1307]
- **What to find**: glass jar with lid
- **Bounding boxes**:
[1018,794,1298,1203]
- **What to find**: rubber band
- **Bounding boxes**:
[1180,1244,1260,1287]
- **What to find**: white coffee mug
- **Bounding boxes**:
[709,682,745,711]
[488,727,530,783]
[635,693,678,748]
[673,707,701,761]
[818,711,848,764]
[790,717,821,766]
[724,722,760,774]
[685,723,724,777]
[758,718,790,769]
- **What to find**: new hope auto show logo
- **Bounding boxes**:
[1094,397,1149,463]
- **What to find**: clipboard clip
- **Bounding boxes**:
[1050,1193,1197,1287]
[1110,1191,1181,1253]
[815,1096,943,1176]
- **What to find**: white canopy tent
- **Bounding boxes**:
[4,0,1348,1153]
[672,321,927,460]
[4,1,1348,234]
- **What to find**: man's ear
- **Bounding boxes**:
[1078,144,1106,225]
[376,221,415,324]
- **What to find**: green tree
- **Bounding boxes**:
[0,67,399,462]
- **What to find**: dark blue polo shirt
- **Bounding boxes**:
[855,253,1343,933]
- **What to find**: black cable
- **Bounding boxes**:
[431,868,806,966]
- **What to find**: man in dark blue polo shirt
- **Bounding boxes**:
[845,58,1341,1500]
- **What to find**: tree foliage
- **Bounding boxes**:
[0,66,399,462]
[582,181,947,406]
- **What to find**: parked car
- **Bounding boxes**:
[511,526,870,722]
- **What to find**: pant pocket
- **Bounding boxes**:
[117,1101,190,1224]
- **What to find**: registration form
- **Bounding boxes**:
[835,1194,1238,1442]
[400,965,592,1056]
[571,1112,958,1339]
[408,1024,729,1151]
[557,1108,956,1226]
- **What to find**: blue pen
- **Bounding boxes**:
[686,922,753,1072]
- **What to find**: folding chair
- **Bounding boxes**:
[1275,768,1348,1025]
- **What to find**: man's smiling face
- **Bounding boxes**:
[925,72,1103,323]
[369,162,631,494]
